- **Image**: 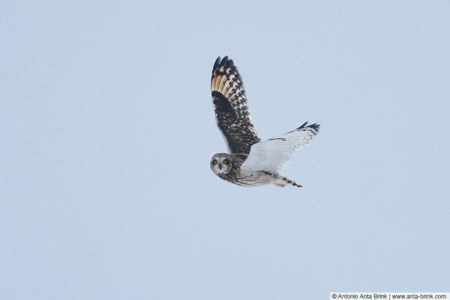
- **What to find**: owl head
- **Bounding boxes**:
[210,153,233,175]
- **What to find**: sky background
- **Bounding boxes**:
[1,1,450,299]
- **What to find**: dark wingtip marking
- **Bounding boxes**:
[297,121,308,129]
[308,123,320,130]
[213,56,234,69]
[213,57,221,70]
[297,122,320,131]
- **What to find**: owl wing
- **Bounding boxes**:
[211,56,260,155]
[240,122,320,174]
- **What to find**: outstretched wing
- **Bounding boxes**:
[211,56,260,155]
[241,122,320,173]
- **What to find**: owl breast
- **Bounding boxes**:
[217,157,274,187]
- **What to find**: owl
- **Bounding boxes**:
[210,56,320,187]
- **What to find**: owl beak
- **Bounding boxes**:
[218,164,222,170]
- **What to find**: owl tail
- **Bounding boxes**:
[274,176,303,188]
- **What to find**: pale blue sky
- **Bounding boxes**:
[1,1,449,299]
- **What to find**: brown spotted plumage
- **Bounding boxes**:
[211,56,260,155]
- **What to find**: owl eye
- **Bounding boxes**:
[212,159,218,165]
[223,159,229,165]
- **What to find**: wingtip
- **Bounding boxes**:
[213,56,234,70]
[297,121,308,129]
[308,123,320,130]
[214,56,221,69]
[297,122,321,131]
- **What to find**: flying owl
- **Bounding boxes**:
[210,56,320,188]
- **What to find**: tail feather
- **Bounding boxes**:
[277,176,303,188]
